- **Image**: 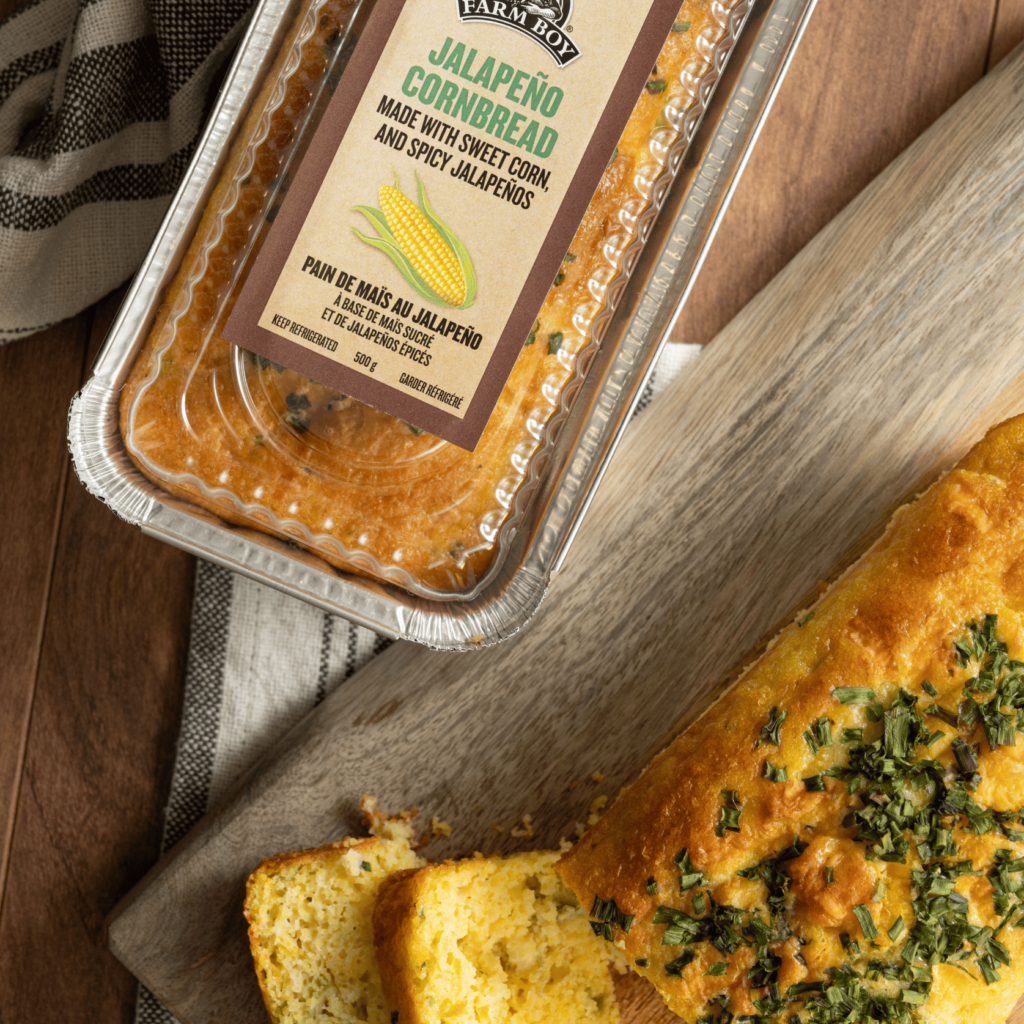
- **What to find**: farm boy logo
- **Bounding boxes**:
[457,1,581,67]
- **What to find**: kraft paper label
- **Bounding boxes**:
[224,0,682,451]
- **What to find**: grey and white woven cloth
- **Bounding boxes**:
[135,339,702,1024]
[0,0,253,342]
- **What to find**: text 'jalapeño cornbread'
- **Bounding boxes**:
[558,415,1024,1023]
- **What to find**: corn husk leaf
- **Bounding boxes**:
[351,206,445,306]
[415,172,477,310]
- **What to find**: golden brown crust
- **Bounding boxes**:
[558,414,1024,1022]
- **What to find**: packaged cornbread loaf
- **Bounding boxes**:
[558,415,1024,1023]
[117,0,748,599]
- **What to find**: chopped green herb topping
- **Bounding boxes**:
[656,618,1024,1021]
[646,78,667,93]
[590,895,634,936]
[675,848,707,890]
[563,252,576,263]
[852,904,877,940]
[553,270,565,287]
[832,687,875,704]
[525,319,539,345]
[635,958,648,968]
[664,949,695,976]
[672,20,692,31]
[547,331,563,355]
[704,961,728,976]
[798,611,815,626]
[361,861,372,872]
[755,706,787,748]
[716,790,742,836]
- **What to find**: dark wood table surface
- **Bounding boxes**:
[2,1,1023,1020]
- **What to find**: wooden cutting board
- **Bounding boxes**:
[108,44,1024,1024]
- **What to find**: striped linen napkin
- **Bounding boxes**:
[0,0,252,342]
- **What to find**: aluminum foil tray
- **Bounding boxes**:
[69,0,817,650]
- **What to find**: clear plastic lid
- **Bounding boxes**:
[121,0,736,597]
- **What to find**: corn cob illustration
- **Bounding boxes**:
[353,172,476,310]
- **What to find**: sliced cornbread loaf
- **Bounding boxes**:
[244,815,423,1024]
[372,850,621,1024]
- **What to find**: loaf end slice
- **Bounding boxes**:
[245,816,423,1024]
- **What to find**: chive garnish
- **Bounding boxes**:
[840,727,863,743]
[361,861,372,871]
[761,760,787,783]
[675,848,706,890]
[525,319,539,345]
[922,680,938,697]
[888,915,905,942]
[925,702,958,727]
[646,78,667,93]
[853,904,878,940]
[672,20,692,31]
[547,332,563,354]
[952,737,979,775]
[825,866,835,885]
[553,271,565,287]
[704,961,728,976]
[645,877,658,895]
[716,790,742,836]
[832,687,875,704]
[798,611,815,626]
[755,706,787,748]
[635,958,648,968]
[664,949,695,976]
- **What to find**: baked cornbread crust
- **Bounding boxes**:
[373,851,621,1024]
[558,414,1024,1022]
[244,823,423,1024]
[119,0,732,593]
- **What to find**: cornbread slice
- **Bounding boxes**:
[244,816,423,1024]
[558,414,1024,1023]
[373,851,620,1024]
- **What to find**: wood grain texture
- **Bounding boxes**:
[106,45,1024,1024]
[670,0,998,349]
[991,0,1024,67]
[0,293,196,1024]
[0,320,89,902]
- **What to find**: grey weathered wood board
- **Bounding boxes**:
[108,45,1024,1024]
